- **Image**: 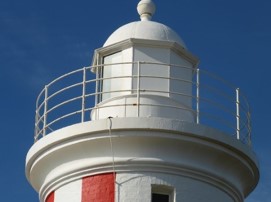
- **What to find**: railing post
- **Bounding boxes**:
[196,68,200,124]
[43,85,48,137]
[81,67,86,122]
[34,111,38,141]
[236,88,240,140]
[95,65,99,106]
[137,61,141,117]
[94,65,100,120]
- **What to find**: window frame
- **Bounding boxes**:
[151,184,175,202]
[99,51,122,102]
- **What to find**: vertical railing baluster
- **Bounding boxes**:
[196,69,200,124]
[43,85,48,137]
[95,65,99,106]
[81,67,86,122]
[34,97,39,140]
[137,61,141,117]
[94,65,100,121]
[236,88,240,140]
[34,112,38,141]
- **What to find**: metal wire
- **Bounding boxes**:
[107,117,116,182]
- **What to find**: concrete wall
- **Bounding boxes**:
[45,173,115,202]
[45,171,235,202]
[116,172,234,202]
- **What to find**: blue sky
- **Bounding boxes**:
[0,0,270,201]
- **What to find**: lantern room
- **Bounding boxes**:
[91,1,199,121]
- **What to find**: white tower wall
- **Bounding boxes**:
[116,172,234,202]
[26,118,258,202]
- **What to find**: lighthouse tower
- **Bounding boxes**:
[26,1,259,202]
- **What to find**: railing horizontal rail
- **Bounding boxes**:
[46,110,82,130]
[46,95,83,115]
[36,88,46,109]
[33,61,252,146]
[47,82,83,101]
[198,96,236,119]
[46,68,84,88]
[199,83,236,104]
[94,102,197,114]
[199,69,237,90]
[199,111,239,134]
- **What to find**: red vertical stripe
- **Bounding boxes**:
[46,191,54,202]
[82,173,115,202]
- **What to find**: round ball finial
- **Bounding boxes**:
[137,0,156,21]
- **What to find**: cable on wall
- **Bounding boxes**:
[107,116,116,183]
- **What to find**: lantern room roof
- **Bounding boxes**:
[103,0,186,48]
[103,21,186,48]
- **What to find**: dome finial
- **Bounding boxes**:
[137,0,156,21]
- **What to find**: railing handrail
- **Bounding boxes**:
[34,61,252,146]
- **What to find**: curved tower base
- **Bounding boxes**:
[26,117,259,202]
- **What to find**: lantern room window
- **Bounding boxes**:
[100,52,132,101]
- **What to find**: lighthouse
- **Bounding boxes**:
[26,0,259,202]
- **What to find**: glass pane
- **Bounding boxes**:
[152,193,169,202]
[102,52,122,100]
[102,52,131,101]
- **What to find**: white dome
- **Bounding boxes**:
[103,21,186,48]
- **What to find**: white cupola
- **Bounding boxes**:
[91,0,199,122]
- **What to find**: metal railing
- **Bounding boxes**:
[34,62,252,146]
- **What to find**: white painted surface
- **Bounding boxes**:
[170,51,193,107]
[26,117,259,201]
[102,52,132,100]
[103,21,186,48]
[133,47,170,97]
[93,45,195,121]
[116,172,234,202]
[137,0,156,21]
[104,0,185,47]
[26,1,258,202]
[91,94,195,122]
[54,179,82,202]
